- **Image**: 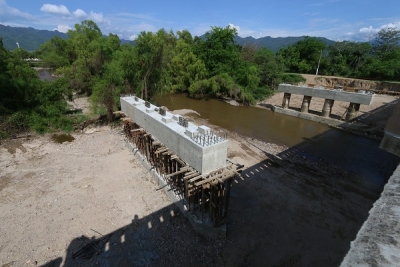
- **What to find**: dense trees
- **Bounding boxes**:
[37,22,279,109]
[0,37,74,135]
[2,19,399,135]
[278,28,400,81]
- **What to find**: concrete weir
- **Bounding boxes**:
[120,95,238,237]
[277,84,375,121]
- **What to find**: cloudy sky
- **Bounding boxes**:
[0,0,399,41]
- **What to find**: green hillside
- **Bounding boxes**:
[0,24,68,51]
[234,36,335,53]
[0,24,335,52]
[0,24,134,51]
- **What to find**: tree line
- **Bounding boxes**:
[1,20,399,136]
[36,21,288,110]
[277,27,400,81]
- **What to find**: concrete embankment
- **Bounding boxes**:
[341,164,400,266]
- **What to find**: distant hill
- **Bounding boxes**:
[234,36,336,53]
[0,24,67,51]
[0,24,335,52]
[0,24,134,51]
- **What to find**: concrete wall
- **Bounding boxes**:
[278,84,375,105]
[121,96,228,174]
[380,99,400,157]
[340,164,400,267]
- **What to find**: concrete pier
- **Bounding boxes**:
[345,102,361,121]
[321,99,334,117]
[300,96,312,113]
[281,92,291,108]
[278,84,375,121]
[380,99,400,157]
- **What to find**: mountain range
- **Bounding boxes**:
[0,24,334,53]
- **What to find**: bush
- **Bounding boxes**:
[0,130,9,140]
[279,73,306,84]
[252,86,274,100]
[8,111,29,130]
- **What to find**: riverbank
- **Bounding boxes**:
[258,91,399,140]
[0,96,396,266]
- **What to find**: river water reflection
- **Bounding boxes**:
[156,94,400,186]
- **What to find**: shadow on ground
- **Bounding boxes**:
[41,115,400,267]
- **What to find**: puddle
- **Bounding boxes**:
[52,134,75,144]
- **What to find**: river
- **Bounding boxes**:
[156,94,400,187]
[37,68,399,186]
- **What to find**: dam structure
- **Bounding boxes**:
[120,95,237,237]
[275,84,375,123]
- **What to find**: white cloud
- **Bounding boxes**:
[40,4,71,16]
[352,21,400,41]
[89,11,110,24]
[73,9,87,19]
[129,34,137,41]
[228,23,240,32]
[359,26,378,34]
[55,24,71,33]
[360,21,400,34]
[0,0,36,22]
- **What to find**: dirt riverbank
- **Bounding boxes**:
[259,89,399,140]
[0,95,387,266]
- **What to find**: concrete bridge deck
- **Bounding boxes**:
[278,84,375,121]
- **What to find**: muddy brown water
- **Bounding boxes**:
[37,68,399,185]
[156,94,400,187]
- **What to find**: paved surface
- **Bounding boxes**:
[341,164,400,267]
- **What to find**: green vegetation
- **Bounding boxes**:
[1,20,399,136]
[34,22,284,109]
[277,28,400,81]
[0,37,75,136]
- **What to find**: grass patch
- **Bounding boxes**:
[0,130,9,140]
[280,73,306,84]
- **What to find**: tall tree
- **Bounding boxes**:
[372,27,400,60]
[278,37,326,74]
[169,39,207,92]
[254,48,285,89]
[365,27,400,80]
[135,29,176,100]
[196,26,240,76]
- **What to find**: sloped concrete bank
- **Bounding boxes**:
[341,164,400,266]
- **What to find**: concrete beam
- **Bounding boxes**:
[278,84,375,105]
[120,96,228,174]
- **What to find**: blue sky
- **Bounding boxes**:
[1,0,399,41]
